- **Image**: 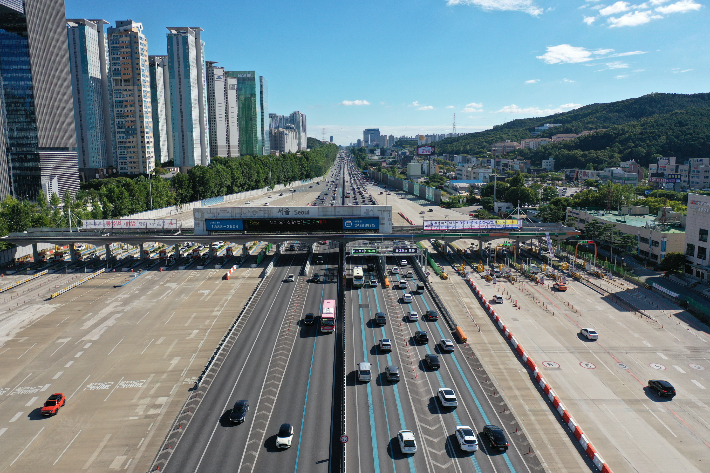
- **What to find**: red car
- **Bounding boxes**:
[41,393,66,416]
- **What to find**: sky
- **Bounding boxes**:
[65,0,709,145]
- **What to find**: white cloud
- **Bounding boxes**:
[615,74,629,78]
[537,44,596,64]
[410,101,420,107]
[417,105,434,110]
[583,16,597,24]
[563,78,575,82]
[340,100,370,106]
[672,68,693,73]
[656,0,702,13]
[605,61,630,69]
[496,103,582,114]
[446,0,543,16]
[525,79,540,83]
[462,102,484,112]
[593,48,614,55]
[446,105,455,108]
[610,50,647,57]
[600,1,631,15]
[607,10,662,26]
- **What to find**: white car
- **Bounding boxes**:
[391,267,400,274]
[437,388,458,407]
[455,425,479,452]
[581,328,599,340]
[439,339,455,352]
[276,423,294,449]
[263,202,269,206]
[400,260,408,266]
[407,311,418,321]
[403,293,413,304]
[379,339,392,352]
[245,201,251,205]
[397,430,417,454]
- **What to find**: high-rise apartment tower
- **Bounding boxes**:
[149,55,171,163]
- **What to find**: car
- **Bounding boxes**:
[276,423,294,449]
[286,274,295,282]
[397,430,417,454]
[407,311,418,322]
[320,240,328,245]
[425,310,439,321]
[303,312,315,325]
[400,260,408,266]
[391,267,400,274]
[413,331,428,344]
[424,353,440,369]
[580,328,598,340]
[374,312,387,326]
[439,338,455,352]
[482,425,509,450]
[437,388,458,407]
[245,201,252,205]
[492,295,504,304]
[420,211,425,214]
[648,379,676,398]
[455,425,479,452]
[263,202,269,206]
[316,255,324,264]
[311,273,321,283]
[399,279,408,290]
[385,365,400,382]
[279,193,284,196]
[370,278,378,287]
[229,400,249,424]
[403,293,413,303]
[41,393,66,416]
[428,208,433,212]
[379,338,392,352]
[357,362,372,382]
[553,282,567,291]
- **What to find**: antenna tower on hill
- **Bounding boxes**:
[453,113,456,135]
[322,128,326,142]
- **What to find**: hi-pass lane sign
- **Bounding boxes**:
[352,248,377,254]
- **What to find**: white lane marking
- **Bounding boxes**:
[691,380,706,390]
[40,384,50,392]
[53,430,81,465]
[164,311,176,325]
[109,455,126,469]
[52,371,63,380]
[643,341,651,347]
[646,407,677,437]
[9,412,23,422]
[140,339,154,355]
[673,365,686,373]
[82,433,111,470]
[51,338,71,356]
[75,351,84,358]
[104,376,124,402]
[155,337,165,345]
[186,330,198,339]
[108,337,124,356]
[123,458,132,470]
[6,373,32,396]
[83,343,92,349]
[17,343,36,359]
[10,426,44,465]
[69,375,90,400]
[0,428,7,437]
[64,361,74,368]
[657,352,668,360]
[136,311,149,324]
[25,397,38,407]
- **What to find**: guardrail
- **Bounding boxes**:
[337,241,347,473]
[50,268,106,299]
[412,256,457,331]
[0,270,48,293]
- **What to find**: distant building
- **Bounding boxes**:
[205,62,239,158]
[0,0,79,199]
[551,134,579,142]
[491,140,521,156]
[521,138,551,150]
[407,162,422,179]
[689,158,710,190]
[364,129,381,147]
[531,123,561,136]
[685,193,710,280]
[289,111,306,151]
[67,19,116,177]
[649,156,689,189]
[231,71,268,156]
[149,55,172,163]
[270,126,298,154]
[542,158,555,171]
[167,27,209,167]
[107,20,154,175]
[330,136,333,143]
[620,159,643,184]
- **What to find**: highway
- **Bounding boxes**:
[163,242,340,473]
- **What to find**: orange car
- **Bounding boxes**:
[553,282,567,291]
[41,393,66,416]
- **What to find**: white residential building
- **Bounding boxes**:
[542,158,555,171]
[166,27,209,167]
[149,55,172,163]
[689,158,710,190]
[685,193,710,280]
[206,62,238,157]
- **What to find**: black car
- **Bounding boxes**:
[414,331,428,344]
[482,425,509,450]
[316,256,324,264]
[425,310,439,321]
[374,312,387,326]
[303,313,316,325]
[424,353,440,369]
[230,400,249,424]
[648,379,676,398]
[311,273,321,283]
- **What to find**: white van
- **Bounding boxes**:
[357,362,372,382]
[493,295,504,304]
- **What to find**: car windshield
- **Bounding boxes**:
[234,402,247,412]
[588,330,597,335]
[442,389,455,397]
[360,370,370,375]
[45,400,56,406]
[403,439,416,447]
[278,425,292,436]
[460,428,475,438]
[382,339,390,344]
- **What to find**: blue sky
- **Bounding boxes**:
[65,0,708,145]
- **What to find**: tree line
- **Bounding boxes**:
[0,144,337,249]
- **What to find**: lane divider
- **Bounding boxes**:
[463,274,612,473]
[50,269,106,299]
[0,270,48,293]
[398,212,415,225]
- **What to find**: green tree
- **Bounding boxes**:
[659,252,686,273]
[541,186,559,203]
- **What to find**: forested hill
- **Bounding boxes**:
[435,92,710,156]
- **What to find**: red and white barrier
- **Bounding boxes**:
[464,275,612,473]
[398,212,415,225]
[224,265,237,280]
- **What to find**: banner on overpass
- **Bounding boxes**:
[81,219,178,230]
[423,219,522,231]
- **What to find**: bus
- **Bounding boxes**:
[321,299,336,333]
[353,266,364,288]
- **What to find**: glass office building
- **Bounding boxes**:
[230,71,268,156]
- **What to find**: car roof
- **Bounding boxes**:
[399,430,415,439]
[279,423,292,435]
[653,379,674,387]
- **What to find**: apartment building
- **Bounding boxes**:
[148,55,172,163]
[491,140,521,156]
[688,158,710,190]
[685,193,710,280]
[205,61,238,158]
[521,138,551,150]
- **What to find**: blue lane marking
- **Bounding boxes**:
[418,290,517,473]
[357,288,381,473]
[395,275,483,473]
[293,259,328,472]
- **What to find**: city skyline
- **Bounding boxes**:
[64,0,708,145]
